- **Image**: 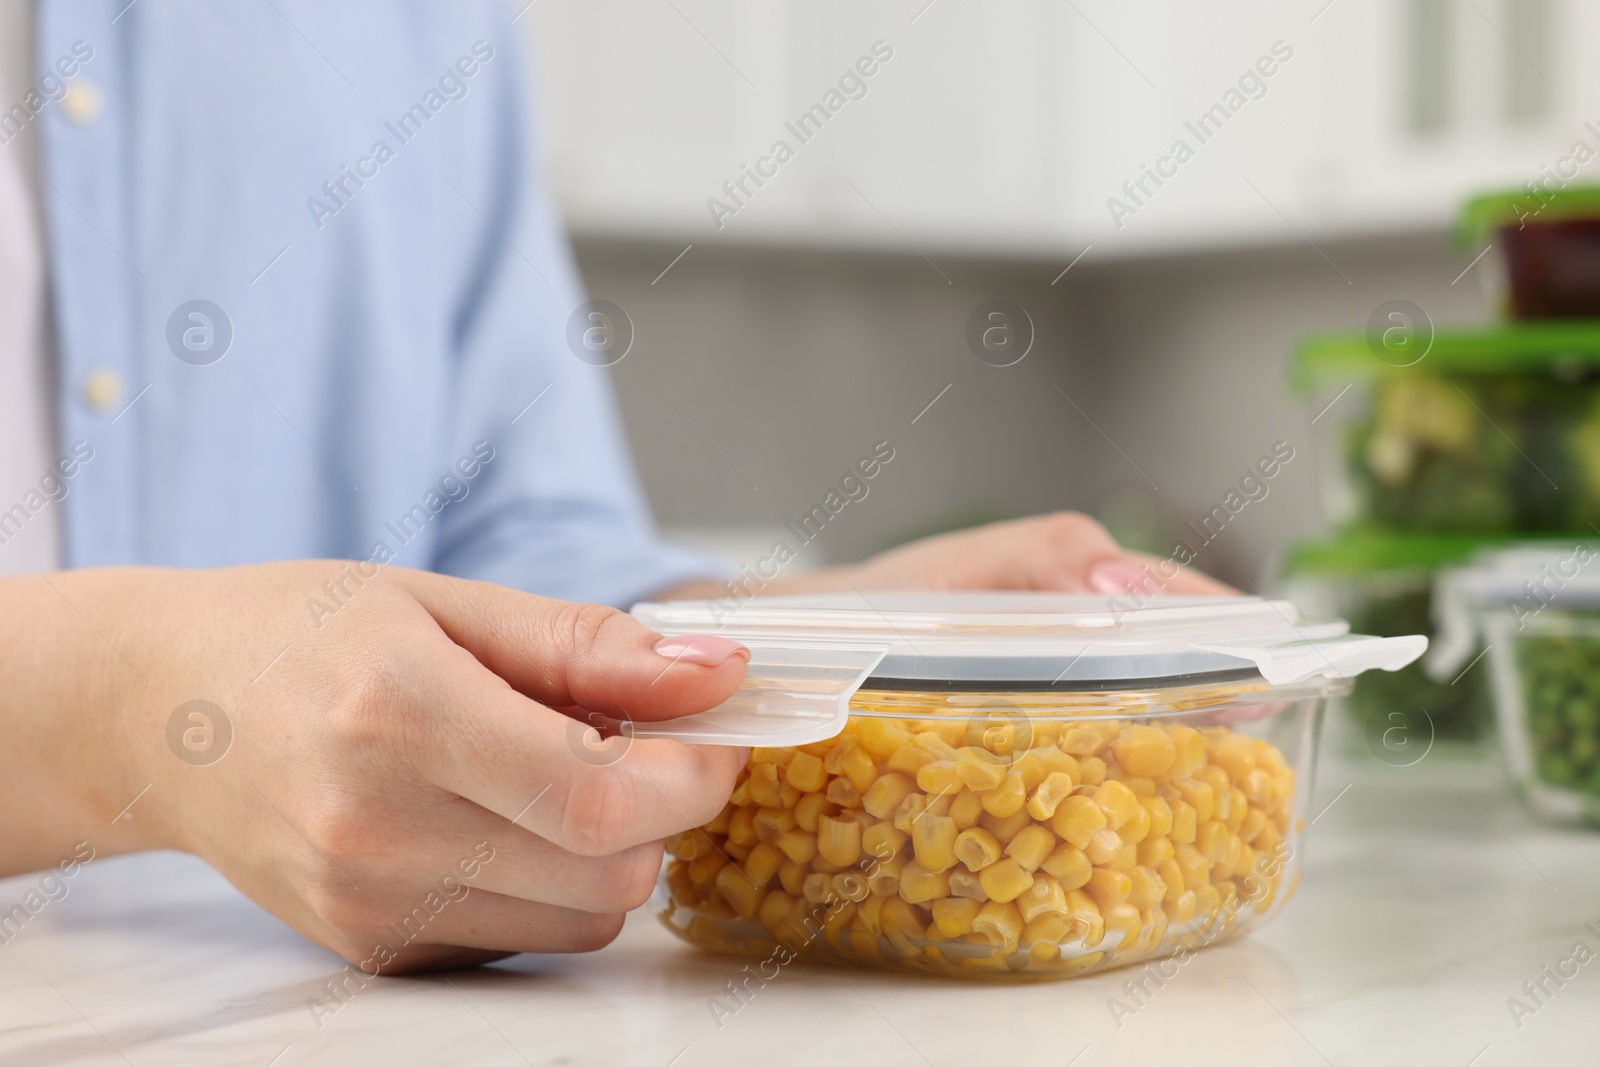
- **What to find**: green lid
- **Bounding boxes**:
[1283,530,1525,576]
[1292,321,1600,390]
[1454,185,1600,248]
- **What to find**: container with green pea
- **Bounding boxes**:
[1279,533,1499,753]
[1431,545,1600,823]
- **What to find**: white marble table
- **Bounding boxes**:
[4,739,1598,1067]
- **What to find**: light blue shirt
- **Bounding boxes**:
[35,0,720,607]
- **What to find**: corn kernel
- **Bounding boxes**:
[1197,820,1230,865]
[753,807,797,842]
[1084,827,1126,867]
[716,864,763,919]
[867,854,905,897]
[1023,911,1075,947]
[954,827,1002,872]
[1103,901,1141,940]
[744,842,784,888]
[979,857,1034,903]
[1137,835,1175,868]
[841,745,878,794]
[899,861,950,904]
[689,849,728,887]
[1127,865,1166,911]
[817,814,863,867]
[981,771,1027,817]
[862,773,915,820]
[1018,873,1069,922]
[1110,725,1177,778]
[916,760,964,795]
[948,869,987,900]
[1051,795,1108,849]
[1119,804,1152,846]
[979,807,1033,845]
[1169,725,1206,778]
[1004,825,1057,872]
[1065,889,1104,948]
[832,870,870,903]
[913,814,959,873]
[932,896,983,938]
[776,829,818,864]
[825,777,860,807]
[1026,771,1077,820]
[1085,867,1131,910]
[1040,842,1094,890]
[1170,800,1198,843]
[1077,755,1108,786]
[956,747,1008,791]
[1062,725,1108,756]
[950,787,984,830]
[862,822,909,863]
[972,900,1024,953]
[757,889,795,933]
[746,762,783,807]
[857,718,912,759]
[1172,779,1214,824]
[794,792,835,833]
[776,858,806,896]
[1211,734,1257,780]
[1174,841,1211,889]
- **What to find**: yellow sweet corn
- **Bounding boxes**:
[744,842,784,888]
[950,787,985,830]
[978,857,1034,903]
[972,900,1024,953]
[659,702,1300,981]
[981,771,1028,818]
[932,896,983,938]
[916,760,964,795]
[1110,725,1177,778]
[862,773,915,820]
[956,747,1008,791]
[899,861,951,904]
[1026,771,1077,820]
[776,829,818,865]
[948,869,987,900]
[1004,825,1057,872]
[1051,795,1108,849]
[753,807,797,843]
[1040,842,1093,890]
[954,826,1002,871]
[817,814,863,867]
[861,822,908,862]
[716,864,762,919]
[1018,873,1069,922]
[912,814,959,873]
[979,807,1034,845]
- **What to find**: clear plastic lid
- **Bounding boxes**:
[630,592,1426,746]
[1428,543,1600,678]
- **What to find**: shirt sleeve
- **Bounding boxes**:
[427,24,727,609]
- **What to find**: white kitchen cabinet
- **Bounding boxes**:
[524,0,1597,259]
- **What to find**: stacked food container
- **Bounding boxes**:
[1287,186,1600,818]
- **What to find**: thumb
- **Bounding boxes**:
[400,571,749,723]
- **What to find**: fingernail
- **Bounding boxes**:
[653,634,750,667]
[1088,560,1159,597]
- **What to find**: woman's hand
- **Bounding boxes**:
[665,511,1232,600]
[2,563,749,972]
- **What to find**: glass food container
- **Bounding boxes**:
[1294,325,1600,535]
[1455,186,1600,320]
[631,593,1425,980]
[1432,545,1600,823]
[1280,533,1497,753]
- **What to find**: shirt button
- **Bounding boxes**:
[82,367,124,412]
[60,80,102,124]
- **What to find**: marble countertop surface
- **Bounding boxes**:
[3,738,1598,1067]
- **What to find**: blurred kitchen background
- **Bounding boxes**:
[520,0,1573,586]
